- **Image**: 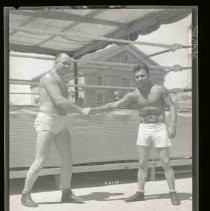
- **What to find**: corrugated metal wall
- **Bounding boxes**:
[9,110,192,168]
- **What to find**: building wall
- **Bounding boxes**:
[28,48,165,106]
[82,51,165,106]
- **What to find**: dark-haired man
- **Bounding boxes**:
[89,64,180,205]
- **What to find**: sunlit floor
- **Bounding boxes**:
[9,177,192,211]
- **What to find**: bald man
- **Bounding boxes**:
[21,53,89,207]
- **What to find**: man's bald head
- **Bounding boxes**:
[55,53,73,62]
[54,53,73,75]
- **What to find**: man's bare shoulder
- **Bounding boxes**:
[40,72,57,85]
[124,89,139,101]
[152,84,168,95]
[131,88,140,96]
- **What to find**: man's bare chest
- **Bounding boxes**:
[135,89,162,107]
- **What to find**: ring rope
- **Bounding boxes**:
[9,79,192,93]
[10,53,192,71]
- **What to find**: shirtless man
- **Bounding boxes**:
[89,64,180,205]
[21,53,89,207]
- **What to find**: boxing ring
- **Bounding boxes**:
[6,7,197,211]
[8,7,194,196]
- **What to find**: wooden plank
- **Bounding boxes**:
[153,159,192,167]
[10,168,60,179]
[9,159,192,179]
[9,162,141,179]
[155,169,192,175]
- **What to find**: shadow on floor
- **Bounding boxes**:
[38,201,63,205]
[80,191,124,201]
[37,192,125,205]
[80,191,192,202]
[36,191,191,205]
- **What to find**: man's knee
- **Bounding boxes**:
[33,158,46,172]
[61,127,70,136]
[138,160,148,169]
[60,155,72,166]
[160,158,171,168]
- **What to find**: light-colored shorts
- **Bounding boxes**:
[136,123,171,148]
[34,112,67,135]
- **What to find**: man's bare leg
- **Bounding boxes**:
[54,128,72,190]
[156,147,175,190]
[137,146,151,191]
[125,146,150,202]
[21,130,54,207]
[156,147,180,205]
[53,127,84,203]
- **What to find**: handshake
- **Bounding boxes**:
[80,107,101,116]
[81,107,100,116]
[81,107,92,116]
[80,103,112,116]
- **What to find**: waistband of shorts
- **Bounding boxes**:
[37,112,67,118]
[139,122,165,128]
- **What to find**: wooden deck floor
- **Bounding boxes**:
[9,177,192,211]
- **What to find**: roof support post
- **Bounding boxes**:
[74,61,79,103]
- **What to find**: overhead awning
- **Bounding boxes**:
[9,7,192,58]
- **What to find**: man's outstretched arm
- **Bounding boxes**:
[43,74,87,115]
[90,92,135,115]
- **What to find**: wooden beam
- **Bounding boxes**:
[10,52,55,60]
[10,92,38,95]
[9,158,192,179]
[9,43,74,56]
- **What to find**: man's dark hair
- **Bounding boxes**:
[133,64,150,75]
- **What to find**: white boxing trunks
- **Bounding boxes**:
[34,112,67,135]
[136,123,171,148]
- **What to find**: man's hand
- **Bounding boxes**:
[81,107,91,116]
[88,107,99,115]
[167,126,176,139]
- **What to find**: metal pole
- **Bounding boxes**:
[74,61,79,103]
